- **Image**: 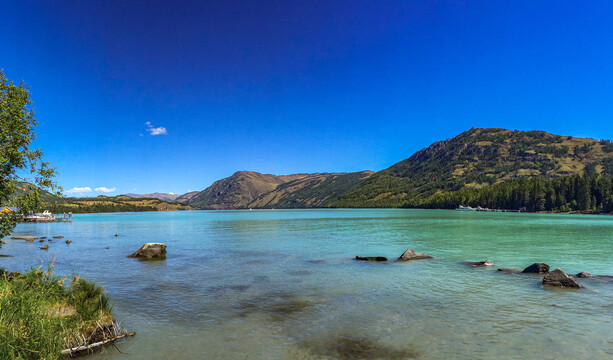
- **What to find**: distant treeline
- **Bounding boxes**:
[45,202,157,213]
[410,173,613,213]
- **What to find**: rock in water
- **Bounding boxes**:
[466,260,495,267]
[575,272,592,278]
[53,235,64,239]
[522,263,550,274]
[355,256,387,262]
[65,240,72,245]
[498,268,521,273]
[397,249,431,261]
[128,243,167,260]
[11,236,37,241]
[40,245,49,250]
[543,268,582,288]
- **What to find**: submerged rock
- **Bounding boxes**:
[466,260,495,267]
[498,268,521,273]
[397,249,431,261]
[0,254,13,257]
[39,239,45,242]
[52,235,64,239]
[542,268,582,288]
[355,256,387,262]
[575,272,592,278]
[11,236,37,241]
[128,243,167,260]
[522,263,550,274]
[40,245,49,250]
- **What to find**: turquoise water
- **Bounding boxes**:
[2,209,613,359]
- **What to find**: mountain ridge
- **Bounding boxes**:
[329,128,613,208]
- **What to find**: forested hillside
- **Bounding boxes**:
[329,128,613,208]
[413,173,613,213]
[43,195,195,213]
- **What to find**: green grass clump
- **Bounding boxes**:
[0,260,114,359]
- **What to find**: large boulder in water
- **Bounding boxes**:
[542,268,582,288]
[129,243,167,260]
[397,249,431,261]
[355,256,387,262]
[522,263,550,274]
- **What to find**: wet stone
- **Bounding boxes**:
[397,249,431,261]
[522,263,550,274]
[466,260,495,267]
[542,268,582,289]
[355,256,388,262]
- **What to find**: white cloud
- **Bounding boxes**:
[145,121,168,136]
[65,187,92,194]
[169,192,175,195]
[95,187,117,193]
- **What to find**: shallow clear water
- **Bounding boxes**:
[2,209,613,359]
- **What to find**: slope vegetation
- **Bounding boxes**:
[44,195,195,213]
[186,171,310,209]
[329,128,613,208]
[248,171,374,208]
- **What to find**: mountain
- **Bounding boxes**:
[329,128,613,208]
[184,170,374,209]
[186,171,311,209]
[174,191,199,204]
[125,193,181,202]
[43,195,195,213]
[248,171,373,208]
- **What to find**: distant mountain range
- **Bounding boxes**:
[168,128,612,211]
[125,192,181,202]
[73,127,613,213]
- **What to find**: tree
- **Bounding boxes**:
[0,69,59,241]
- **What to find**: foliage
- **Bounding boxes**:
[0,263,113,359]
[0,70,59,240]
[411,173,613,213]
[43,195,193,213]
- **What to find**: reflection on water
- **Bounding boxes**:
[2,209,613,359]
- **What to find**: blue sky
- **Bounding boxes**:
[2,1,612,196]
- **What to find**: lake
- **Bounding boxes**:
[2,209,613,359]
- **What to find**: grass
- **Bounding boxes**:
[0,258,118,359]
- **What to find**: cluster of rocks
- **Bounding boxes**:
[3,234,168,261]
[355,248,432,262]
[7,235,72,250]
[474,260,585,289]
[355,248,598,290]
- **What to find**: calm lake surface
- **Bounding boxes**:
[2,209,613,359]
